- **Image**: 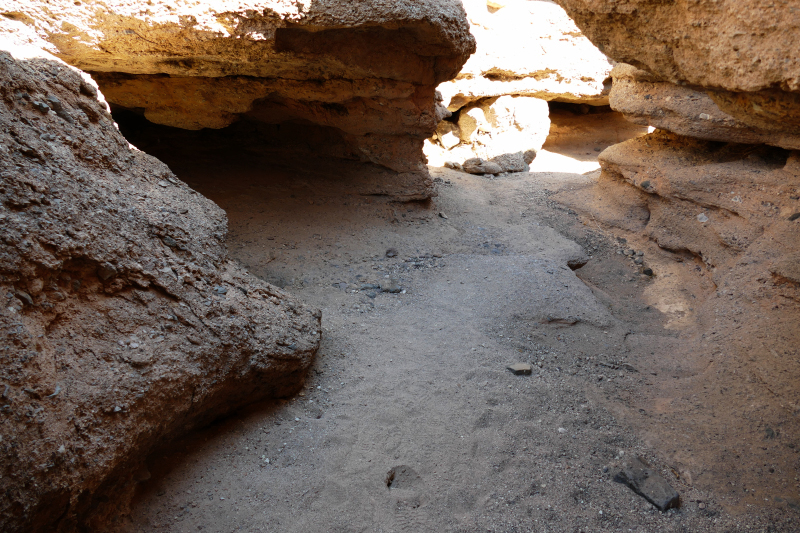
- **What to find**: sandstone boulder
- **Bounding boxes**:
[437,0,613,112]
[463,157,503,175]
[610,64,800,150]
[8,0,476,200]
[0,45,320,533]
[555,0,800,146]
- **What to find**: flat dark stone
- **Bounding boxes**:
[613,457,680,511]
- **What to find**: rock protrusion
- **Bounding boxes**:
[11,0,477,200]
[0,46,320,533]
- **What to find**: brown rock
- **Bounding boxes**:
[613,457,680,512]
[7,0,476,200]
[555,0,800,142]
[610,64,800,150]
[596,131,800,269]
[554,0,800,94]
[0,47,320,532]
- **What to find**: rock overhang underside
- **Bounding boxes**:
[5,0,477,200]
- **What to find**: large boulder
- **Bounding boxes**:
[554,0,800,145]
[0,42,320,533]
[438,0,613,112]
[7,0,476,200]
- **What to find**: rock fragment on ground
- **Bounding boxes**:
[613,457,680,512]
[507,363,533,375]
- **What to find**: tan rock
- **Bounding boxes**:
[438,0,613,111]
[555,0,800,139]
[610,64,800,150]
[2,0,476,199]
[463,158,503,175]
[597,131,800,269]
[0,44,319,532]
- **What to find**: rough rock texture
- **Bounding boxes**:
[437,0,613,112]
[425,95,548,170]
[4,0,476,200]
[554,0,800,144]
[613,457,680,512]
[611,64,800,150]
[595,131,800,270]
[0,47,320,533]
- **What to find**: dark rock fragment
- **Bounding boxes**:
[613,457,680,511]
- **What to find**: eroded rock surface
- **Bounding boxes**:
[0,47,320,532]
[611,64,800,150]
[595,131,800,269]
[426,0,613,170]
[5,0,476,199]
[555,0,800,145]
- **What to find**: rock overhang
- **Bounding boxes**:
[6,0,477,199]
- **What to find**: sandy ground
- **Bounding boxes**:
[115,116,799,532]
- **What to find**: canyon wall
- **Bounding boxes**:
[553,0,800,500]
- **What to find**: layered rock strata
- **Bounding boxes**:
[5,0,476,199]
[0,46,320,533]
[611,64,800,150]
[555,0,800,146]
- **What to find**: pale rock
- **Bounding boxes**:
[490,152,529,173]
[439,0,613,111]
[611,64,800,150]
[463,158,503,175]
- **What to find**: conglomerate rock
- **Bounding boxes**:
[0,45,320,532]
[3,0,476,200]
[554,0,800,146]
